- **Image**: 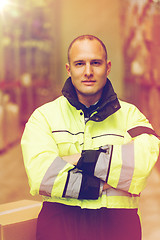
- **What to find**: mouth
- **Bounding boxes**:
[82,80,96,86]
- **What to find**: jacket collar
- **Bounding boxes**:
[62,77,121,122]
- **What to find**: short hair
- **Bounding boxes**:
[67,35,108,63]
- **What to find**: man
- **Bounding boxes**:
[21,35,160,240]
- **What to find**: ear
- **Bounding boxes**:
[106,60,111,76]
[66,63,71,77]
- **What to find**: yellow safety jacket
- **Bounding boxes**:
[21,78,160,209]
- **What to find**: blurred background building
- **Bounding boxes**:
[0,0,160,239]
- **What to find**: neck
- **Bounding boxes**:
[75,87,103,107]
[77,94,101,108]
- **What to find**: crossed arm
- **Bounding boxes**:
[62,153,114,191]
[61,133,160,197]
[21,108,160,200]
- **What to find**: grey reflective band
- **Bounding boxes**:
[39,156,67,197]
[64,170,83,199]
[94,150,111,181]
[103,187,137,197]
[117,142,135,191]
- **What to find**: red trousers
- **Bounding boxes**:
[36,202,141,240]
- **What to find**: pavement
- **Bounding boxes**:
[0,143,160,240]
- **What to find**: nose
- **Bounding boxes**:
[84,63,93,78]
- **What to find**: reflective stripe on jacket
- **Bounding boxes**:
[21,94,160,209]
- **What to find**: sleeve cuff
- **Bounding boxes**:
[78,174,101,200]
[77,146,113,182]
[63,168,101,200]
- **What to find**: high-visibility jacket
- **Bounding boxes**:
[21,78,160,209]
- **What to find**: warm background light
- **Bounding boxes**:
[0,0,8,10]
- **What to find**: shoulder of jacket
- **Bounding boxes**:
[36,96,67,112]
[28,96,69,120]
[119,99,138,111]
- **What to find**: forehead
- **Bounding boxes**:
[69,39,106,61]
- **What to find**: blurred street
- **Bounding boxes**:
[0,142,160,240]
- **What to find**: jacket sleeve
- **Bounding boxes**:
[76,106,160,195]
[110,106,160,195]
[21,108,101,200]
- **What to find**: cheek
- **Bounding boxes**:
[71,68,84,77]
[96,71,108,81]
[97,72,108,86]
[95,67,108,76]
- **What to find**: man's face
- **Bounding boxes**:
[66,39,111,106]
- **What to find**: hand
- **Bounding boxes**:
[62,153,81,165]
[103,183,110,191]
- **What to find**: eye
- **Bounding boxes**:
[75,62,85,67]
[76,62,83,66]
[91,60,102,66]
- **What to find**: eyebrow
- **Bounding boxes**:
[73,60,85,64]
[73,59,103,64]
